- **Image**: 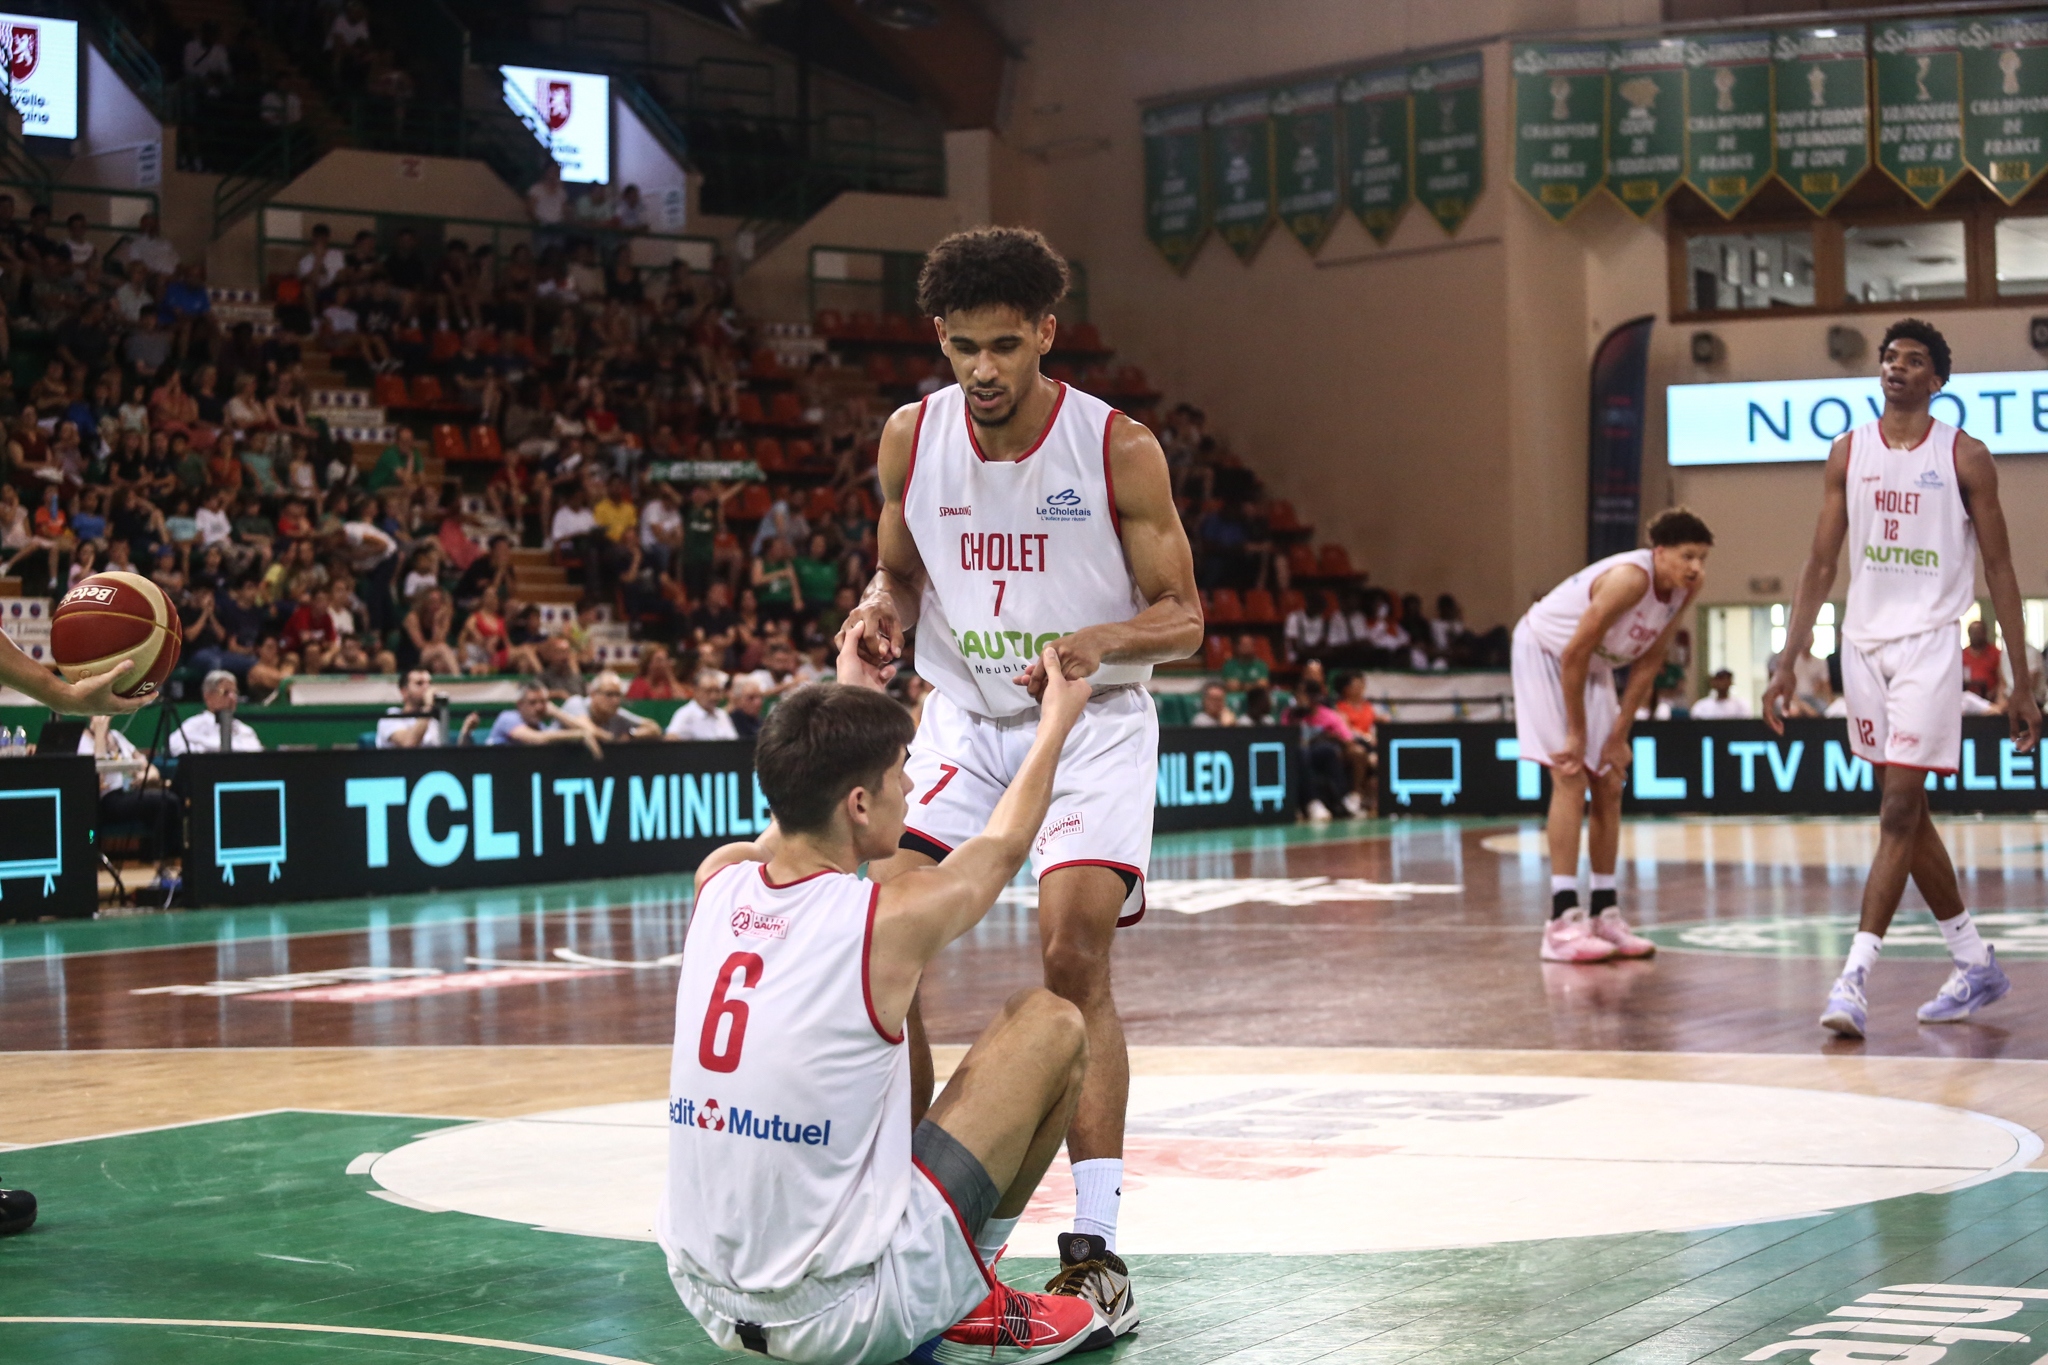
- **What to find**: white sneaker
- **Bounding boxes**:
[1341,792,1364,817]
[1305,799,1333,822]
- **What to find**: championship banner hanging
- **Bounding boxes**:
[1510,42,1608,221]
[1773,25,1870,213]
[1272,78,1341,253]
[1142,102,1209,272]
[1874,18,1966,206]
[1684,32,1774,216]
[1410,51,1485,235]
[1607,37,1687,217]
[1206,91,1275,262]
[1960,12,2048,204]
[1341,66,1411,244]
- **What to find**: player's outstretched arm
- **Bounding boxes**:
[1957,433,2042,752]
[1552,563,1651,776]
[839,403,930,667]
[1017,415,1203,698]
[873,651,1089,982]
[0,634,144,715]
[1765,435,1850,734]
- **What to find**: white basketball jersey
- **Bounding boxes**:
[657,862,910,1299]
[1519,549,1684,668]
[1843,418,1978,647]
[903,382,1152,719]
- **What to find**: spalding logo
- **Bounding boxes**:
[62,584,117,606]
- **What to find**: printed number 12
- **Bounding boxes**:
[993,579,1007,616]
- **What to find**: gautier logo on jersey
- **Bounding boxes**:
[1666,370,2048,464]
[669,1096,833,1146]
[1038,487,1092,521]
[1863,544,1940,567]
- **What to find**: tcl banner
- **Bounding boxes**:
[499,65,610,183]
[1378,718,2048,816]
[0,13,77,140]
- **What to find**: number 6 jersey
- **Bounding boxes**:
[657,861,911,1308]
[902,382,1153,719]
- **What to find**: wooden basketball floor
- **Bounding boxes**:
[9,814,2048,1363]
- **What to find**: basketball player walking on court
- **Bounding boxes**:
[1512,509,1714,962]
[1766,319,2040,1037]
[840,227,1203,1335]
[659,644,1111,1362]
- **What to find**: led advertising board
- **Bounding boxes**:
[0,13,78,140]
[1668,371,2048,465]
[499,65,610,184]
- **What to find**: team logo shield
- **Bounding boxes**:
[3,24,37,85]
[543,79,572,132]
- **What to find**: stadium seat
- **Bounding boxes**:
[1280,589,1307,617]
[900,355,932,383]
[1208,588,1243,623]
[753,438,785,472]
[1318,543,1356,577]
[1252,636,1277,666]
[882,314,920,341]
[866,353,899,385]
[1288,544,1319,580]
[1078,365,1111,394]
[429,330,462,362]
[1269,500,1302,533]
[785,439,819,469]
[1047,362,1077,385]
[734,485,772,520]
[769,392,805,426]
[410,375,445,405]
[1069,321,1103,351]
[467,426,502,462]
[804,487,839,520]
[1204,634,1229,670]
[718,440,750,464]
[847,311,879,339]
[1115,365,1149,394]
[735,392,766,424]
[1242,588,1278,623]
[374,374,408,409]
[471,329,499,355]
[751,349,784,379]
[814,309,845,337]
[431,424,466,463]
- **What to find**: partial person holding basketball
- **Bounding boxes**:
[837,226,1204,1333]
[11,570,177,715]
[1765,318,2041,1037]
[657,630,1111,1364]
[1511,509,1713,963]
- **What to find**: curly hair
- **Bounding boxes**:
[1880,317,1952,381]
[1647,506,1714,548]
[916,227,1070,321]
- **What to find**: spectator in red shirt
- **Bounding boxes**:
[283,582,340,674]
[1964,620,2004,703]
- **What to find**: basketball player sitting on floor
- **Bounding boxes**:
[656,627,1112,1365]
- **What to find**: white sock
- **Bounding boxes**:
[1938,911,1990,966]
[975,1213,1019,1262]
[1550,874,1579,895]
[1589,873,1616,892]
[1844,931,1882,977]
[1071,1158,1123,1252]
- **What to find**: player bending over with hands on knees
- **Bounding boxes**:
[1765,317,2041,1038]
[1511,508,1712,962]
[656,628,1113,1364]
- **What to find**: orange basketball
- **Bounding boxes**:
[51,571,184,698]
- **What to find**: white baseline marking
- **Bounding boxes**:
[0,1318,653,1364]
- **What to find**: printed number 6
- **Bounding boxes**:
[698,951,764,1073]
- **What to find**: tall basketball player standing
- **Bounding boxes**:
[1766,319,2040,1037]
[842,227,1203,1335]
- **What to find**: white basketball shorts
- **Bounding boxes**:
[1840,625,1963,774]
[1512,618,1621,774]
[672,1157,990,1364]
[902,684,1156,926]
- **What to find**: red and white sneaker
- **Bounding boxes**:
[1590,907,1655,958]
[910,1280,1111,1364]
[1540,908,1617,963]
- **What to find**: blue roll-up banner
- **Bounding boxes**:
[1587,315,1655,561]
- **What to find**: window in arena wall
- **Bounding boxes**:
[1683,228,1815,313]
[1994,216,2048,297]
[1843,221,1966,304]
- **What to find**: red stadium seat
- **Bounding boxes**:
[814,309,846,337]
[735,392,766,424]
[1251,636,1277,667]
[410,375,445,405]
[431,424,466,462]
[718,440,750,464]
[753,438,785,472]
[804,487,839,520]
[866,354,899,386]
[1208,588,1243,623]
[1068,321,1103,351]
[751,349,784,379]
[1280,589,1307,617]
[467,426,502,462]
[374,374,408,409]
[1204,634,1229,670]
[1268,500,1302,533]
[769,392,805,426]
[785,439,819,469]
[1288,545,1318,580]
[1242,589,1278,623]
[471,329,499,355]
[429,330,461,362]
[734,484,772,520]
[847,311,879,339]
[881,314,918,341]
[1318,543,1355,577]
[1046,362,1077,385]
[1115,365,1149,394]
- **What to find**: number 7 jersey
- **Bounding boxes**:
[903,381,1153,719]
[657,861,911,1300]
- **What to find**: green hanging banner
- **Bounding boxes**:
[1772,25,1870,213]
[1206,91,1275,261]
[1340,66,1411,244]
[1873,18,1966,206]
[1272,78,1342,253]
[1411,51,1485,235]
[1685,32,1775,216]
[1608,36,1687,217]
[1510,42,1608,221]
[1960,12,2048,204]
[1141,102,1208,273]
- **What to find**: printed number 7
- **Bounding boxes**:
[993,579,1007,616]
[919,763,960,806]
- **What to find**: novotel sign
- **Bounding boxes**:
[1667,371,2048,466]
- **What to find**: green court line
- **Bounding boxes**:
[8,1111,2048,1363]
[0,820,1442,964]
